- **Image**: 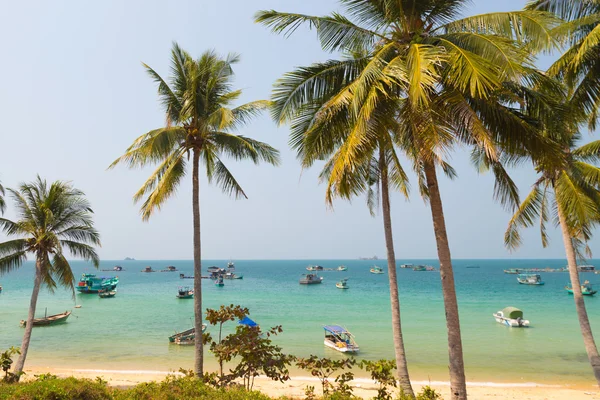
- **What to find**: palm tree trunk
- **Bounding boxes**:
[423,160,467,400]
[13,257,43,378]
[557,203,600,384]
[380,149,415,398]
[192,149,204,377]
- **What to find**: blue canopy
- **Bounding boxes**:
[324,325,346,334]
[239,316,258,327]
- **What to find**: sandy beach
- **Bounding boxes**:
[21,367,600,399]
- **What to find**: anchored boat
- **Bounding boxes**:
[77,274,119,293]
[141,266,156,273]
[336,278,349,289]
[493,307,530,327]
[98,289,116,298]
[566,281,597,296]
[161,266,178,272]
[370,266,384,274]
[169,324,207,344]
[323,325,359,353]
[306,265,324,271]
[300,273,323,284]
[337,265,348,271]
[176,287,194,299]
[20,309,71,327]
[517,274,545,285]
[215,276,224,287]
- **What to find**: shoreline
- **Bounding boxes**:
[20,367,600,399]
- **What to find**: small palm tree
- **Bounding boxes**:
[109,43,280,377]
[506,131,600,385]
[257,2,559,398]
[0,177,100,378]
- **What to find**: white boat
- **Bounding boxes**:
[323,325,359,353]
[370,266,384,274]
[517,274,544,285]
[493,307,530,327]
[400,264,413,268]
[336,278,349,289]
[337,265,348,271]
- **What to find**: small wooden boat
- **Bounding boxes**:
[370,266,384,274]
[493,307,530,327]
[337,265,348,271]
[161,266,178,272]
[98,289,116,298]
[566,281,597,296]
[517,274,545,285]
[20,310,71,327]
[179,273,194,279]
[336,278,349,289]
[141,266,156,273]
[207,266,221,273]
[176,287,194,299]
[300,273,323,284]
[215,276,224,287]
[306,265,324,271]
[323,325,359,353]
[169,324,207,343]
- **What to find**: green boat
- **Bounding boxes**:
[412,265,426,271]
[566,281,597,296]
[77,273,119,293]
[176,287,194,299]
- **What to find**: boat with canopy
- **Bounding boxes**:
[566,281,597,296]
[299,273,323,284]
[77,274,119,293]
[370,266,384,274]
[493,307,530,327]
[517,274,545,285]
[176,287,194,299]
[336,278,349,289]
[323,325,359,353]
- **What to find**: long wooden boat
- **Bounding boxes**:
[566,281,597,296]
[168,324,207,343]
[20,310,71,327]
[99,290,116,298]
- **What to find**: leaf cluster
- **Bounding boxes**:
[296,355,356,397]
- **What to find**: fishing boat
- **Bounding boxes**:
[576,265,596,272]
[176,287,194,299]
[503,268,521,274]
[227,260,235,271]
[98,289,116,298]
[517,274,545,285]
[493,307,530,327]
[400,264,414,269]
[161,266,178,272]
[76,274,119,293]
[179,273,194,279]
[0,284,3,293]
[412,265,427,271]
[300,273,323,284]
[215,276,224,287]
[370,266,384,274]
[323,325,359,353]
[168,324,207,343]
[20,310,71,327]
[566,281,597,296]
[306,265,324,271]
[337,265,348,271]
[141,266,155,273]
[113,266,123,271]
[207,266,221,273]
[223,272,243,280]
[336,279,349,289]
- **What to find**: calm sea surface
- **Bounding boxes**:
[0,259,598,384]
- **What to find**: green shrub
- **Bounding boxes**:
[0,376,112,400]
[416,386,442,400]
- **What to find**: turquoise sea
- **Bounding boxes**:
[0,259,599,385]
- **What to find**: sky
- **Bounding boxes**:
[0,0,596,261]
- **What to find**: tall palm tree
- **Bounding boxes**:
[257,2,559,398]
[109,43,280,377]
[0,177,100,378]
[0,180,5,214]
[506,129,600,385]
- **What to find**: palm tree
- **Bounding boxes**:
[506,128,600,385]
[109,43,280,377]
[257,2,559,398]
[0,177,100,378]
[0,180,5,214]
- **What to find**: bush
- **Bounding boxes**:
[0,376,112,400]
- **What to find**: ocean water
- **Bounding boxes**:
[0,258,599,385]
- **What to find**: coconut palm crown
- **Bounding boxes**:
[109,43,280,377]
[0,176,100,377]
[0,180,5,214]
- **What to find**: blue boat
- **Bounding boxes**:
[77,273,119,293]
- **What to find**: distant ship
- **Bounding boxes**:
[358,255,379,260]
[124,257,136,261]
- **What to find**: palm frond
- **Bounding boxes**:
[505,184,544,250]
[211,159,248,199]
[573,139,600,162]
[60,240,100,267]
[0,239,28,257]
[0,250,27,275]
[51,252,77,298]
[210,132,281,166]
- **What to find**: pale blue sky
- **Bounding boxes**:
[0,0,595,260]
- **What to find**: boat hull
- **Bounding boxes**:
[324,339,359,353]
[21,311,71,327]
[336,284,349,289]
[493,313,530,327]
[176,294,194,299]
[566,289,597,296]
[517,281,545,285]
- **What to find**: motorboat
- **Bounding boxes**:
[400,264,413,269]
[77,274,119,293]
[98,289,117,298]
[323,325,359,353]
[161,266,178,272]
[493,307,530,327]
[176,287,194,299]
[566,281,597,296]
[337,265,348,271]
[141,266,156,273]
[300,273,323,284]
[215,276,224,287]
[306,265,324,271]
[336,279,349,289]
[370,266,384,274]
[504,268,522,274]
[223,272,243,280]
[517,274,545,285]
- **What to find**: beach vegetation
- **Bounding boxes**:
[0,177,100,379]
[296,355,356,398]
[109,43,280,378]
[360,359,396,400]
[256,1,561,398]
[1,347,21,383]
